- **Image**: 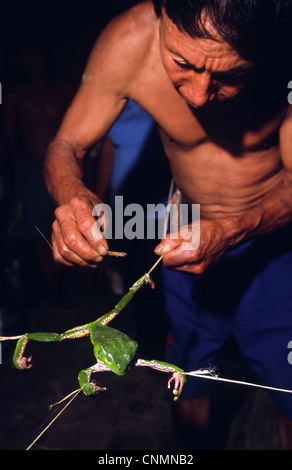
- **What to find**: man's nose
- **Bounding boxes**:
[189,73,213,107]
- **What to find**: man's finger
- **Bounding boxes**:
[70,196,109,256]
[52,218,103,266]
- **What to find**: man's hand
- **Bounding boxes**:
[52,196,109,267]
[154,219,237,275]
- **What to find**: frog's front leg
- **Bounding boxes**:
[97,273,154,326]
[135,359,186,401]
[78,363,109,396]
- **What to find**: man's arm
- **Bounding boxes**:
[44,4,154,266]
[45,139,109,266]
[155,106,292,275]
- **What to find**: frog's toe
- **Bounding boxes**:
[82,381,107,397]
[168,372,185,401]
[16,355,33,370]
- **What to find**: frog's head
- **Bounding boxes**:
[92,325,138,376]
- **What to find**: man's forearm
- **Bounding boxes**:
[227,175,292,248]
[157,173,292,274]
[44,139,99,206]
[44,138,109,266]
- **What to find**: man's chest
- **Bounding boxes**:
[157,99,282,158]
[134,69,283,156]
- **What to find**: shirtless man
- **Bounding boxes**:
[44,0,292,448]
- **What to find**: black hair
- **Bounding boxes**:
[153,0,292,65]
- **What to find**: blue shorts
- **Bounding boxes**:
[163,225,292,418]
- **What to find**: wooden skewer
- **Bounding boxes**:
[34,226,127,258]
[107,251,127,257]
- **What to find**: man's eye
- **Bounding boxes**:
[214,73,253,86]
[173,59,193,70]
[218,76,244,86]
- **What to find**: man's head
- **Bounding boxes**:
[153,0,292,108]
[153,0,292,63]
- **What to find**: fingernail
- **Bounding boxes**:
[98,245,108,256]
[155,245,165,255]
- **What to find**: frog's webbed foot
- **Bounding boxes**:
[135,359,186,401]
[78,363,109,397]
[168,372,185,401]
[83,381,107,397]
[17,355,33,370]
[12,335,34,370]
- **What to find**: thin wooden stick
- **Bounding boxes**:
[147,255,164,276]
[48,388,83,409]
[0,335,22,341]
[34,225,53,250]
[146,178,175,276]
[26,388,82,450]
[34,225,127,258]
[185,370,292,395]
[107,251,127,257]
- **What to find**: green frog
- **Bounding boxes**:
[8,273,186,400]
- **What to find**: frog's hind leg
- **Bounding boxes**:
[78,362,109,396]
[11,326,91,370]
[135,358,186,401]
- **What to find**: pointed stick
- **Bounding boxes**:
[26,388,82,450]
[34,225,126,257]
[185,370,292,395]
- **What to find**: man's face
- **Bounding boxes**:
[159,11,256,109]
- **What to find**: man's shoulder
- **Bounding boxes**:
[100,2,158,59]
[85,1,159,93]
[118,1,157,33]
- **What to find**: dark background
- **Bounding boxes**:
[0,1,140,88]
